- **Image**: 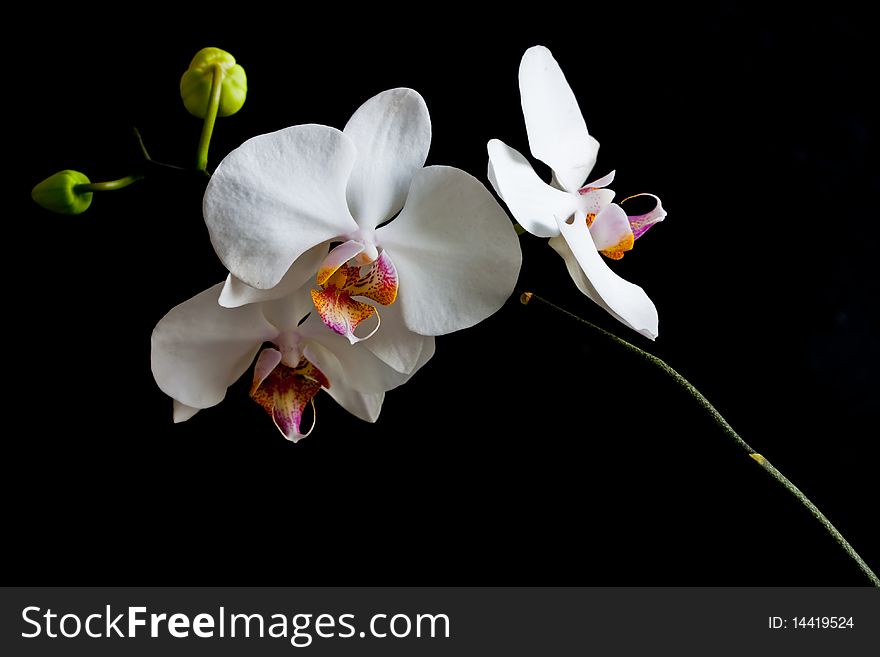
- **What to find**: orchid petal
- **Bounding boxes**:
[487,139,576,238]
[259,285,317,336]
[343,88,431,230]
[552,213,658,339]
[361,301,434,375]
[400,325,436,384]
[327,387,385,424]
[173,401,200,423]
[204,124,359,290]
[589,203,635,260]
[519,45,599,192]
[299,315,410,393]
[580,170,616,192]
[621,193,667,240]
[379,165,522,336]
[548,235,644,336]
[326,320,434,422]
[151,283,277,409]
[219,243,329,309]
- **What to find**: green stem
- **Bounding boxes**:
[132,127,187,171]
[74,174,143,193]
[195,64,224,172]
[133,126,152,161]
[520,291,880,587]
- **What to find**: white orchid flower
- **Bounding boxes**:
[151,281,433,442]
[204,87,522,376]
[488,46,666,339]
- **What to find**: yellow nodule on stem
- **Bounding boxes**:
[180,47,247,118]
[749,453,767,465]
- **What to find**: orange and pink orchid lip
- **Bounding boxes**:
[251,349,330,442]
[311,246,399,343]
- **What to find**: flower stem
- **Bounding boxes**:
[132,127,188,171]
[520,291,880,587]
[133,126,152,161]
[195,64,224,173]
[74,174,143,193]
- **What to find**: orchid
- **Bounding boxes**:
[203,87,522,376]
[27,38,880,590]
[151,280,433,441]
[488,46,666,340]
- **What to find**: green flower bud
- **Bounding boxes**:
[31,170,93,215]
[180,47,247,118]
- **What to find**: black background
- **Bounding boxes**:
[11,3,877,584]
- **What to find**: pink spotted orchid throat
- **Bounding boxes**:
[311,240,399,342]
[249,333,331,440]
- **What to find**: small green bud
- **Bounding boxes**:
[31,170,93,215]
[180,47,247,118]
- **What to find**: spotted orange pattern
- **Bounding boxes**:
[341,252,398,306]
[312,250,399,339]
[316,240,365,286]
[250,354,330,441]
[311,287,377,338]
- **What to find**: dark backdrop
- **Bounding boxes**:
[10,4,877,584]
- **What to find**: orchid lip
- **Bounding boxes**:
[250,348,330,442]
[312,248,399,342]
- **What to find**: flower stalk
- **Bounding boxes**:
[520,291,880,587]
[75,174,143,193]
[195,64,223,172]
